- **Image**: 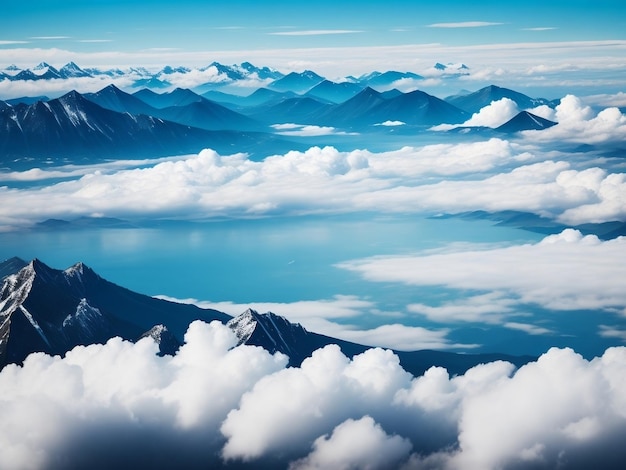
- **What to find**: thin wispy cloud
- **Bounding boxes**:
[29,36,71,40]
[0,40,28,45]
[271,123,358,136]
[77,39,113,43]
[144,47,181,52]
[427,21,504,28]
[523,27,557,31]
[269,29,364,36]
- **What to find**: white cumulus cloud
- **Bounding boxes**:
[438,97,520,129]
[523,94,626,144]
[0,136,624,229]
[1,326,625,469]
[289,416,412,470]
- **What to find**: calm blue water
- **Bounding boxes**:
[0,214,535,300]
[0,214,618,357]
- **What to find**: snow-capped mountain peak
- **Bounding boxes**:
[33,62,51,71]
[60,62,92,78]
[227,309,309,361]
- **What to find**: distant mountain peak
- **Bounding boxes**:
[59,62,91,78]
[496,110,557,133]
[159,65,191,75]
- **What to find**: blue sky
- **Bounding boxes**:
[2,0,625,76]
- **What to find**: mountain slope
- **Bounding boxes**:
[268,70,325,93]
[132,87,205,109]
[156,98,264,131]
[495,111,557,132]
[84,84,161,115]
[0,90,298,162]
[316,87,468,128]
[0,257,27,280]
[0,259,230,368]
[446,85,551,114]
[304,80,365,104]
[248,96,331,124]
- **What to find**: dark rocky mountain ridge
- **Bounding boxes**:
[0,258,534,376]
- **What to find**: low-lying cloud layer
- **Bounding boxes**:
[338,229,626,316]
[1,321,625,469]
[1,98,625,229]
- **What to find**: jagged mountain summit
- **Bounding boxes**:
[0,259,534,375]
[0,62,92,81]
[0,258,230,368]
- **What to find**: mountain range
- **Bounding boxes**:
[0,89,298,164]
[0,61,467,92]
[0,81,556,163]
[0,257,533,376]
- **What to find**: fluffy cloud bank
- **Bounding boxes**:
[338,229,626,315]
[523,94,626,144]
[433,97,520,130]
[1,321,625,469]
[1,136,624,229]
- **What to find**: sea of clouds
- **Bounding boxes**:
[1,93,625,230]
[1,321,625,469]
[2,93,626,468]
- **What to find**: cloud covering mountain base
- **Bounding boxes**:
[1,321,625,470]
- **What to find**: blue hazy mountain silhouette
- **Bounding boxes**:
[495,111,557,132]
[445,84,552,114]
[123,87,264,131]
[132,87,205,108]
[85,84,161,115]
[358,70,423,88]
[304,79,365,103]
[268,70,325,93]
[316,87,469,127]
[247,96,332,124]
[203,88,298,108]
[0,90,297,162]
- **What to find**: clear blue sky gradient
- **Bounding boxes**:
[3,0,625,52]
[1,0,625,88]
